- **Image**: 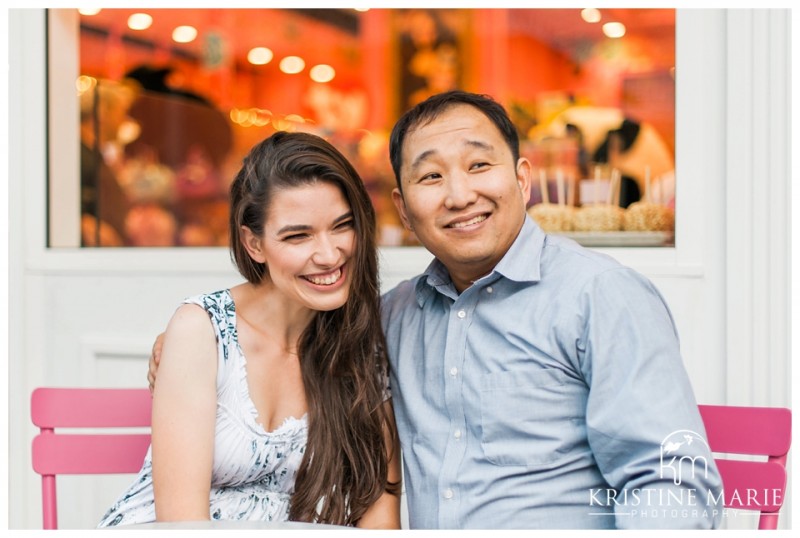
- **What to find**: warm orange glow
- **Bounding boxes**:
[70,7,677,250]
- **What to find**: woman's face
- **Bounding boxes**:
[249,181,356,312]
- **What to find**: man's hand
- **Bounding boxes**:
[148,333,165,393]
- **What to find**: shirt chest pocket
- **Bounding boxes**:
[479,368,588,468]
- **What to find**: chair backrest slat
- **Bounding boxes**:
[697,404,791,530]
[33,433,151,475]
[30,387,152,530]
[714,459,787,512]
[698,405,791,457]
[31,387,152,428]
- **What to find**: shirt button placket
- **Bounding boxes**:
[440,298,471,528]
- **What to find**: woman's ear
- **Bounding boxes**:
[240,225,266,263]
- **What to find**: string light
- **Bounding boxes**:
[172,25,198,44]
[279,56,305,74]
[602,22,626,38]
[127,13,153,31]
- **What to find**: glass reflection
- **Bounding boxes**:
[73,8,675,248]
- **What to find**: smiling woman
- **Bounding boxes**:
[96,130,402,528]
[49,7,676,248]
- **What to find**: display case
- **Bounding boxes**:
[49,7,677,250]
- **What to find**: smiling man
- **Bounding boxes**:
[382,90,722,529]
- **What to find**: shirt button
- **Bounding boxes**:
[443,488,454,499]
[457,310,466,319]
[449,367,458,377]
[486,286,493,294]
[454,429,462,439]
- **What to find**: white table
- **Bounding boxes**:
[110,519,349,530]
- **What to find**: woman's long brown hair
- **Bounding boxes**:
[228,131,399,525]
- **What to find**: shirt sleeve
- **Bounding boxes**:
[576,266,723,529]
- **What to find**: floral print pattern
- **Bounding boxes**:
[98,289,308,526]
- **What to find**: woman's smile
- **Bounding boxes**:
[302,266,345,287]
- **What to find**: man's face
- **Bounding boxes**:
[392,104,531,292]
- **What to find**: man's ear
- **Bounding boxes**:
[240,225,266,263]
[391,188,414,231]
[516,157,533,204]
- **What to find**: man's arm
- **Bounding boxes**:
[147,333,165,393]
[579,267,723,529]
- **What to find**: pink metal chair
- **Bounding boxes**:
[698,404,791,530]
[31,387,152,529]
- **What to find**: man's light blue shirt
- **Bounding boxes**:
[382,216,722,529]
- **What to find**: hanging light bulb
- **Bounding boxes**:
[602,22,626,38]
[310,64,335,83]
[581,8,601,23]
[248,47,274,66]
[172,25,198,44]
[279,56,305,74]
[127,13,153,31]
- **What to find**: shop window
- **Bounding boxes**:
[50,8,676,248]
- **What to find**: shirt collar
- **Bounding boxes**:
[414,216,545,306]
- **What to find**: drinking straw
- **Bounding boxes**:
[539,168,549,204]
[593,165,601,205]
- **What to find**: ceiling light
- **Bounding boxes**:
[248,47,274,65]
[127,13,153,31]
[602,22,626,39]
[309,64,335,83]
[280,56,305,74]
[172,26,197,44]
[581,8,601,23]
[78,8,101,16]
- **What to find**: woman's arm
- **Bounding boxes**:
[356,400,402,529]
[151,304,218,521]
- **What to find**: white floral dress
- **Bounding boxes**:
[98,289,308,527]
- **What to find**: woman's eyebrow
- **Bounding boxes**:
[276,223,311,235]
[332,211,354,225]
[276,211,353,235]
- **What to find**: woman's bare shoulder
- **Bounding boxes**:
[162,303,216,357]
